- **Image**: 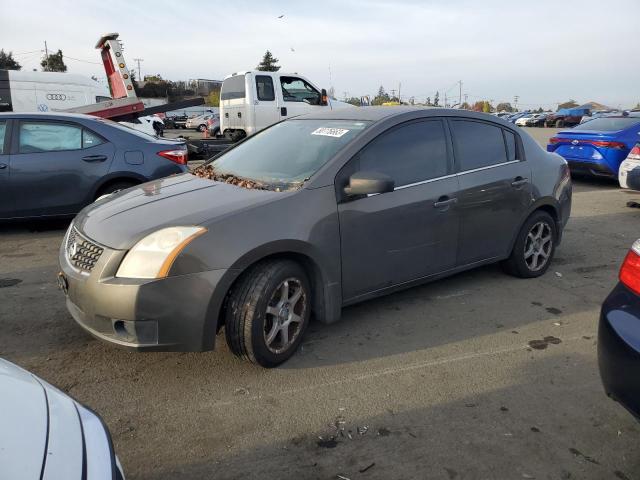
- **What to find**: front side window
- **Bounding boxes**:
[0,121,6,154]
[357,120,449,187]
[280,76,320,104]
[451,120,508,171]
[256,75,275,101]
[19,122,82,153]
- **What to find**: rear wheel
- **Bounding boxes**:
[225,260,311,367]
[555,119,565,128]
[502,210,557,278]
[198,124,207,132]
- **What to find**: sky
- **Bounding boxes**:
[1,0,638,110]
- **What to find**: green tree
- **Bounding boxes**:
[205,89,220,107]
[372,86,391,106]
[345,97,361,106]
[433,91,440,107]
[41,49,67,72]
[496,102,513,113]
[460,102,471,110]
[557,99,579,110]
[482,101,493,113]
[0,49,21,70]
[425,96,431,106]
[256,50,280,72]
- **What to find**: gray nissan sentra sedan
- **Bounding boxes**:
[58,107,572,367]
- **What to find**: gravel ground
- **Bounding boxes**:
[1,127,639,480]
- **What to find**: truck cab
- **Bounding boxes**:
[219,71,351,140]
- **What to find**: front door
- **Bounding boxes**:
[448,119,532,265]
[10,120,114,217]
[278,76,323,120]
[338,119,460,301]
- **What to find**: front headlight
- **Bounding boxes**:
[116,226,206,279]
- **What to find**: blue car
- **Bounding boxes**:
[0,112,189,220]
[547,116,640,178]
[599,239,640,419]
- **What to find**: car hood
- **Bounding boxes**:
[75,172,284,249]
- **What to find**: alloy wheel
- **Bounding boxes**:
[524,221,553,271]
[263,278,307,354]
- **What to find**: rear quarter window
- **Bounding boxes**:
[221,75,246,101]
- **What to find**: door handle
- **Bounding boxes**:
[511,176,528,188]
[0,164,7,170]
[82,155,108,162]
[433,196,457,208]
[280,107,287,116]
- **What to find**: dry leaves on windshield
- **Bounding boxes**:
[193,165,268,190]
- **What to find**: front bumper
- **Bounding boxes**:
[598,283,640,420]
[59,228,235,352]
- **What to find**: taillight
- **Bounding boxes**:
[620,240,640,295]
[548,137,626,149]
[628,145,640,160]
[157,149,188,165]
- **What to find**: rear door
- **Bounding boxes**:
[10,120,115,217]
[0,119,12,217]
[338,119,459,300]
[449,119,531,265]
[253,74,279,132]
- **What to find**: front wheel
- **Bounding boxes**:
[225,260,311,367]
[198,124,207,132]
[502,211,557,278]
[555,119,565,128]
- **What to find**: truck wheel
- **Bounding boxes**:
[502,210,557,278]
[225,260,311,367]
[198,124,207,132]
[555,119,565,128]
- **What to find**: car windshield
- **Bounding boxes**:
[197,119,371,190]
[572,117,640,132]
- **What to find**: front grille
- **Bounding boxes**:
[66,228,104,273]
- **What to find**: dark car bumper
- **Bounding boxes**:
[598,282,640,420]
[58,225,235,351]
[566,160,615,178]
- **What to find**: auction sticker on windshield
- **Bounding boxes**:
[311,127,350,138]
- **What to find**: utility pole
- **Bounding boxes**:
[390,89,396,99]
[514,95,519,111]
[43,40,48,70]
[464,93,468,105]
[398,82,401,103]
[459,80,463,107]
[444,93,448,108]
[133,58,144,80]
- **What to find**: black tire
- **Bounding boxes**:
[555,119,565,128]
[198,124,207,132]
[95,181,137,200]
[502,210,557,278]
[225,260,311,367]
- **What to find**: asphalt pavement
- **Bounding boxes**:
[1,127,639,479]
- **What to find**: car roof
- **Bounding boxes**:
[295,106,509,124]
[0,112,100,121]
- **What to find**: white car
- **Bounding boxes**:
[0,358,124,479]
[119,115,164,137]
[619,143,640,189]
[515,114,535,127]
[185,114,214,132]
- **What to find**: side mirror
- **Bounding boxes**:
[344,172,395,196]
[320,88,328,106]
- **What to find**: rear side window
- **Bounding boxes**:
[572,117,640,132]
[221,75,246,100]
[504,130,517,161]
[451,120,507,171]
[0,121,6,154]
[358,120,449,187]
[82,129,104,149]
[19,122,82,153]
[256,75,275,101]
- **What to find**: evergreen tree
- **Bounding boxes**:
[0,49,21,70]
[41,49,67,72]
[256,51,280,72]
